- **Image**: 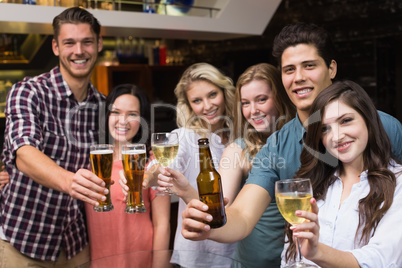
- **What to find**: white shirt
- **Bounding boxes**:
[170,128,237,268]
[282,162,402,268]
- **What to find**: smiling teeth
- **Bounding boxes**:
[297,89,312,94]
[116,128,128,131]
[74,60,87,64]
[253,116,265,121]
[206,110,216,116]
[336,142,350,148]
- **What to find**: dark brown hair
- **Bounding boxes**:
[105,84,151,156]
[285,80,399,261]
[52,7,101,41]
[272,23,336,68]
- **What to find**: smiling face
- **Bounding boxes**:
[240,80,279,133]
[108,94,141,145]
[186,80,226,131]
[281,44,336,123]
[321,100,368,169]
[52,23,102,84]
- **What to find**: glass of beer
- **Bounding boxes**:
[90,144,114,212]
[151,132,179,195]
[122,143,147,213]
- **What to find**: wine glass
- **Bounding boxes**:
[151,132,179,195]
[275,178,316,268]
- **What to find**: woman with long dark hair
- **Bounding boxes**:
[85,84,171,266]
[283,80,402,267]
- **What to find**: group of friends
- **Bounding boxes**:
[0,6,401,268]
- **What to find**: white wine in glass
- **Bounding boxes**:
[151,132,179,195]
[275,178,316,268]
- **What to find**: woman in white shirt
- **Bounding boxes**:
[120,63,237,267]
[149,62,237,267]
[282,80,402,268]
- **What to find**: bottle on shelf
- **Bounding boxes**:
[196,138,227,228]
[159,39,167,66]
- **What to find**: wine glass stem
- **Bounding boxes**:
[296,236,303,265]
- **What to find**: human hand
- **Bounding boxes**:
[119,169,128,201]
[70,168,108,206]
[157,167,190,197]
[142,161,160,189]
[142,169,157,189]
[118,168,155,202]
[0,166,9,190]
[181,199,214,241]
[291,198,320,260]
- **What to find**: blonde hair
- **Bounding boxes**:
[234,63,295,163]
[174,63,235,136]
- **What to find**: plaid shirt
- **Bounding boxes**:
[0,66,105,261]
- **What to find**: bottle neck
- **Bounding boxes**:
[198,145,215,172]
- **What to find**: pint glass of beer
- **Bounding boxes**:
[90,144,114,212]
[122,144,147,213]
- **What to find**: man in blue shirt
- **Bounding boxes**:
[181,23,402,264]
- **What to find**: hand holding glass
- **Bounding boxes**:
[90,144,114,212]
[275,178,316,268]
[122,144,147,213]
[151,132,179,195]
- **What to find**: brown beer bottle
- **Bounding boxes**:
[196,138,226,228]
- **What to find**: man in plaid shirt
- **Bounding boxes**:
[0,7,108,267]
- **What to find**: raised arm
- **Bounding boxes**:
[182,183,271,243]
[16,145,107,206]
[219,142,249,206]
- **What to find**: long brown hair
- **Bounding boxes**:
[285,80,399,261]
[234,63,295,162]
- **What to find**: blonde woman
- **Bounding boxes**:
[168,62,236,267]
[158,63,295,267]
[121,62,237,267]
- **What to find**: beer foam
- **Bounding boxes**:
[91,149,113,154]
[122,149,146,155]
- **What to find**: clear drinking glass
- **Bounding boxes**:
[90,144,114,212]
[275,178,316,268]
[151,132,179,196]
[122,144,147,213]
